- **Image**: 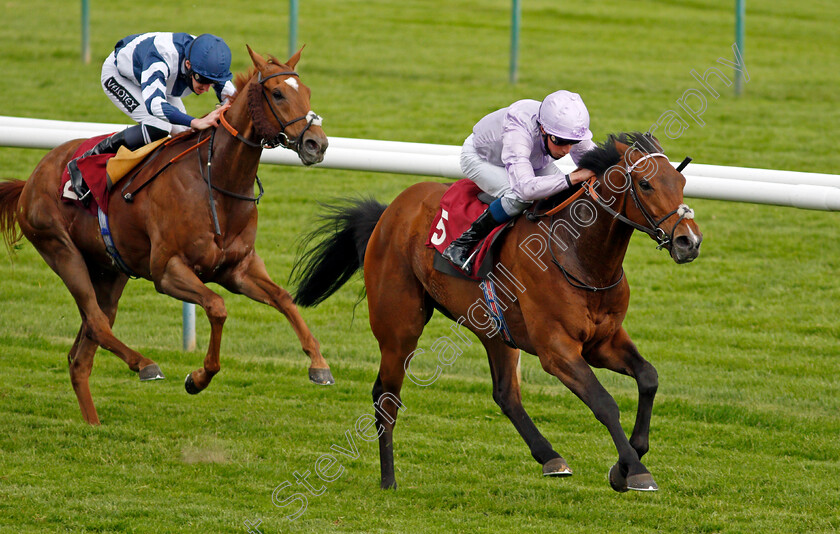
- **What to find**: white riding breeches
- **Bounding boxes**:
[460,134,555,217]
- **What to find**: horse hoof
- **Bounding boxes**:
[542,457,573,477]
[627,472,659,492]
[608,463,628,493]
[139,364,165,381]
[380,479,397,490]
[184,373,202,395]
[309,367,335,386]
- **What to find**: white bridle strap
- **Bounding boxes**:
[626,152,668,176]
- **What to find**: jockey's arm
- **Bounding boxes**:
[141,58,196,130]
[190,103,229,130]
[501,112,573,201]
[568,139,598,184]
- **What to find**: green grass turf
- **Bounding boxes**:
[1,0,838,532]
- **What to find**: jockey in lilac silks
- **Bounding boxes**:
[442,90,598,274]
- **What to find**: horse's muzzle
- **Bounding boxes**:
[670,231,702,264]
[299,132,328,166]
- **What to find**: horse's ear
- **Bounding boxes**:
[287,45,305,70]
[246,44,268,71]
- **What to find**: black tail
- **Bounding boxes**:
[291,197,388,307]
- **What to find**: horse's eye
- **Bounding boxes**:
[638,179,653,192]
[273,89,284,101]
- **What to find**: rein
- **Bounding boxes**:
[119,130,264,210]
[218,109,261,148]
[199,128,265,235]
[119,134,208,201]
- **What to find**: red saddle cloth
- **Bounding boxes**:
[426,179,508,280]
[60,134,117,216]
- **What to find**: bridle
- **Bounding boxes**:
[528,149,695,292]
[584,152,695,250]
[254,69,322,151]
[218,68,322,152]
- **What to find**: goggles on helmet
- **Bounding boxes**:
[547,133,581,146]
[192,71,215,85]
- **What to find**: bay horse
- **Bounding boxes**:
[292,132,702,492]
[0,46,333,425]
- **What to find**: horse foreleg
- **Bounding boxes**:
[218,253,333,385]
[155,256,227,394]
[538,344,657,492]
[482,339,570,476]
[66,326,99,425]
[585,328,658,461]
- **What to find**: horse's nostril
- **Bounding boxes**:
[674,235,692,250]
[305,138,321,154]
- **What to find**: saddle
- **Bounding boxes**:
[61,136,167,215]
[106,138,168,188]
[426,179,512,281]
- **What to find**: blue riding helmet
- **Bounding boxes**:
[188,34,232,83]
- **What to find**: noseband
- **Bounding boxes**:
[255,69,322,151]
[586,153,695,250]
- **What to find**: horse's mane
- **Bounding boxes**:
[577,132,662,176]
[233,68,256,95]
[537,132,662,210]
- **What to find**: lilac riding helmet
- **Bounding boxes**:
[538,90,593,141]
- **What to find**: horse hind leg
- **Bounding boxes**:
[367,263,427,489]
[482,338,571,477]
[68,268,164,425]
[66,326,100,424]
[31,233,157,373]
[371,337,416,490]
[91,265,165,381]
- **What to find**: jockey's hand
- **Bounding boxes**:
[190,103,230,130]
[569,168,596,185]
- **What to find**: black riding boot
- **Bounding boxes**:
[67,129,132,206]
[441,209,500,274]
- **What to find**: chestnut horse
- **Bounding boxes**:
[292,133,702,492]
[0,47,332,425]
